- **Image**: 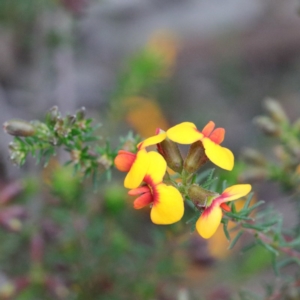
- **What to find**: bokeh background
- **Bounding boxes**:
[0,0,300,299]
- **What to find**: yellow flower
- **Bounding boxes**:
[167,121,234,170]
[128,151,184,224]
[114,131,167,189]
[196,184,252,239]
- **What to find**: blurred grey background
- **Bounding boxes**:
[1,0,300,177]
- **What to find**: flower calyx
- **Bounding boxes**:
[156,129,183,173]
[184,141,208,173]
[187,184,218,209]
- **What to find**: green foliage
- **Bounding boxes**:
[5,107,116,187]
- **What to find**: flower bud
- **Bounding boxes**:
[3,120,35,137]
[76,106,86,121]
[157,131,183,173]
[121,139,137,153]
[240,147,266,166]
[66,114,76,126]
[263,98,288,124]
[184,141,208,173]
[31,121,51,137]
[188,184,217,207]
[54,118,70,137]
[46,106,60,124]
[253,116,280,137]
[98,154,113,171]
[9,149,26,166]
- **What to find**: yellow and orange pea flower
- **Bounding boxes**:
[196,184,252,239]
[166,121,234,171]
[128,151,184,224]
[114,122,248,233]
[114,131,167,189]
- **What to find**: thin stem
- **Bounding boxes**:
[243,228,300,260]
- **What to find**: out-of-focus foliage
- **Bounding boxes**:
[0,22,189,299]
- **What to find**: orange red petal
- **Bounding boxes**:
[209,128,225,144]
[202,121,215,137]
[114,150,136,172]
[133,191,153,209]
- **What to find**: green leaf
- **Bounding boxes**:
[225,212,253,221]
[260,219,279,228]
[222,180,227,191]
[242,223,266,232]
[271,253,280,276]
[24,137,34,146]
[242,192,254,210]
[222,219,231,241]
[186,211,201,233]
[228,231,243,249]
[201,177,218,189]
[200,168,216,189]
[257,239,279,256]
[243,201,265,214]
[231,202,237,214]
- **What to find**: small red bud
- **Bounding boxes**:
[220,203,231,212]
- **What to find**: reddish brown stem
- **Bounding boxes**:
[244,228,300,260]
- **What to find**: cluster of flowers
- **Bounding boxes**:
[115,121,251,239]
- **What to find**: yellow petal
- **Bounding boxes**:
[138,132,167,150]
[202,138,234,170]
[124,150,149,189]
[167,122,203,144]
[145,151,167,184]
[150,184,184,224]
[196,204,222,239]
[220,184,252,202]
